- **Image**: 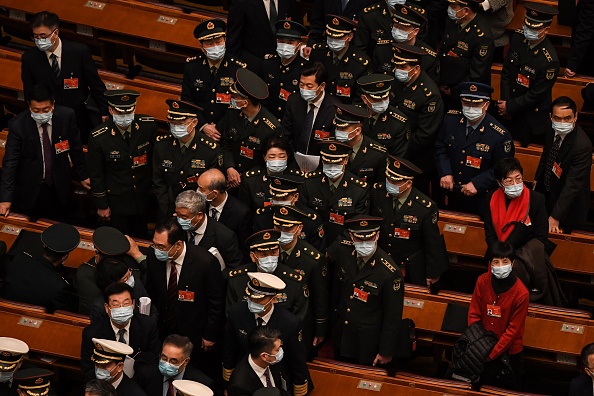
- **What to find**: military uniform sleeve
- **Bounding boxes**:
[82,45,108,116]
[281,95,296,149]
[566,0,594,72]
[434,118,454,178]
[219,115,237,171]
[0,119,23,203]
[500,40,513,100]
[67,111,89,181]
[151,144,170,220]
[308,216,327,254]
[285,318,309,396]
[483,194,500,248]
[379,269,403,358]
[222,313,239,382]
[225,0,244,57]
[356,184,370,215]
[408,94,444,158]
[422,208,448,279]
[352,14,371,53]
[87,134,109,209]
[226,277,240,317]
[507,58,559,115]
[311,254,330,337]
[470,133,514,192]
[468,33,494,84]
[203,255,225,342]
[182,62,209,129]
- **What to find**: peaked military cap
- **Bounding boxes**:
[275,20,308,39]
[41,223,80,254]
[458,82,494,102]
[273,205,308,227]
[246,272,286,299]
[325,15,357,38]
[392,43,426,65]
[386,155,421,181]
[166,99,203,121]
[318,140,351,163]
[91,338,133,364]
[447,0,482,5]
[334,103,369,127]
[173,380,214,396]
[523,2,558,29]
[104,90,139,113]
[346,215,382,239]
[392,4,427,27]
[0,338,28,371]
[13,369,53,396]
[194,19,226,41]
[269,174,304,198]
[357,74,394,99]
[230,68,269,100]
[93,226,130,256]
[245,230,281,251]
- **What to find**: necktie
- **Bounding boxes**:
[50,53,60,79]
[188,231,197,243]
[302,104,315,153]
[350,150,356,161]
[356,257,365,272]
[466,125,473,139]
[166,261,178,328]
[210,208,218,220]
[210,66,217,76]
[394,199,402,212]
[544,135,562,191]
[369,117,377,130]
[333,56,340,65]
[180,145,186,155]
[264,367,273,387]
[341,0,349,11]
[330,183,336,193]
[166,378,175,396]
[117,329,126,343]
[124,132,130,145]
[257,317,265,327]
[280,251,288,264]
[269,0,278,33]
[41,123,53,186]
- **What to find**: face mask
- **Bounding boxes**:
[231,97,247,110]
[353,241,377,257]
[447,6,465,21]
[204,44,225,61]
[266,347,284,364]
[271,198,292,206]
[170,123,190,139]
[300,87,318,102]
[158,360,181,378]
[551,121,574,135]
[266,159,287,173]
[110,305,134,325]
[35,32,55,51]
[327,37,347,52]
[125,274,135,288]
[394,68,412,83]
[387,0,406,7]
[95,366,114,381]
[153,245,173,262]
[258,255,279,273]
[247,298,273,314]
[335,129,352,142]
[492,264,512,279]
[177,215,196,231]
[391,27,410,43]
[503,182,524,199]
[277,43,298,59]
[0,371,13,383]
[371,99,389,114]
[113,113,134,128]
[198,190,214,203]
[278,231,295,245]
[385,178,405,195]
[523,26,541,41]
[462,105,485,122]
[323,163,344,179]
[31,111,53,124]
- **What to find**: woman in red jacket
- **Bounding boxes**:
[468,241,529,389]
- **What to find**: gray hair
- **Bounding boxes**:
[85,380,117,396]
[175,190,206,215]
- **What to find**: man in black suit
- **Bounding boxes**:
[144,218,225,374]
[570,343,594,396]
[174,190,243,270]
[22,11,108,143]
[534,96,592,233]
[90,338,147,396]
[2,223,80,313]
[0,84,89,221]
[81,282,161,382]
[228,326,291,396]
[282,62,339,158]
[226,0,299,70]
[134,334,215,396]
[197,169,252,250]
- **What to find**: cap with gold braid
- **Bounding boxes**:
[457,82,493,103]
[268,174,304,198]
[245,272,286,299]
[447,0,481,5]
[334,103,370,127]
[392,4,427,28]
[230,68,269,100]
[0,337,28,371]
[318,140,351,163]
[13,368,53,396]
[385,155,421,181]
[245,230,281,252]
[346,215,382,239]
[275,20,308,40]
[193,19,226,41]
[91,338,134,364]
[391,43,426,66]
[166,99,203,121]
[273,205,307,228]
[104,90,140,113]
[173,380,214,396]
[325,14,357,38]
[523,2,558,29]
[357,74,394,99]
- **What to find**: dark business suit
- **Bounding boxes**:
[21,39,108,142]
[0,105,87,219]
[116,374,147,396]
[228,356,290,396]
[215,194,252,250]
[569,372,594,396]
[134,362,215,396]
[191,217,243,269]
[226,0,299,70]
[282,93,340,156]
[307,0,376,46]
[81,313,161,382]
[534,125,592,231]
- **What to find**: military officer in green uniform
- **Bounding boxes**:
[358,74,410,156]
[153,99,222,221]
[370,156,448,286]
[181,19,247,142]
[333,103,388,186]
[370,4,439,84]
[87,90,157,237]
[273,205,329,353]
[218,68,284,190]
[226,230,309,321]
[309,15,372,104]
[300,140,369,245]
[390,44,444,195]
[497,3,559,146]
[260,20,309,122]
[327,215,404,366]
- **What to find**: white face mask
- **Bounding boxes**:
[394,67,412,83]
[204,44,226,61]
[353,240,377,257]
[522,26,541,41]
[335,127,359,143]
[385,178,405,195]
[323,163,344,179]
[391,27,410,43]
[327,37,347,52]
[266,159,288,173]
[278,231,295,245]
[462,105,485,122]
[370,99,389,114]
[113,113,135,128]
[276,43,298,59]
[447,6,466,21]
[31,110,53,124]
[300,87,319,102]
[35,30,56,51]
[551,121,574,135]
[387,0,406,7]
[503,182,524,199]
[257,255,279,273]
[492,264,512,279]
[170,123,191,139]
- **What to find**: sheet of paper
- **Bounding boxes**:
[209,247,226,271]
[124,356,135,378]
[139,297,151,316]
[295,152,320,173]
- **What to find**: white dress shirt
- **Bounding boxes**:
[166,243,187,284]
[110,320,131,344]
[45,38,62,70]
[263,0,279,20]
[248,355,275,387]
[209,192,228,219]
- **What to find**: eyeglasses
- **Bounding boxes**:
[32,29,57,40]
[109,301,133,309]
[150,243,171,251]
[501,176,523,186]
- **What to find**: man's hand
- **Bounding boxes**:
[102,116,109,123]
[80,178,91,190]
[125,235,144,259]
[497,100,508,117]
[202,338,215,351]
[439,85,451,96]
[548,216,561,233]
[373,354,392,366]
[302,46,312,58]
[440,175,454,191]
[203,124,221,141]
[0,202,11,217]
[461,182,477,196]
[426,276,440,287]
[97,207,111,221]
[532,180,537,190]
[227,167,241,189]
[313,336,325,347]
[564,68,576,78]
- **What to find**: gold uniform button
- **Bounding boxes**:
[180,171,184,175]
[344,320,348,325]
[346,308,350,312]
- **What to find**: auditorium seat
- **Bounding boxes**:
[313,357,388,376]
[481,385,546,395]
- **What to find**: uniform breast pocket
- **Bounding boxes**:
[337,268,348,283]
[106,155,127,169]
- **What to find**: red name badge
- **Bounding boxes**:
[314,130,330,140]
[466,156,481,169]
[178,290,195,302]
[336,85,351,97]
[516,73,530,88]
[329,212,345,225]
[394,228,410,239]
[216,93,231,104]
[447,50,458,58]
[279,88,292,101]
[187,175,199,184]
[263,201,272,207]
[133,153,147,167]
[54,140,70,154]
[353,287,369,302]
[552,162,562,179]
[487,304,501,318]
[63,78,79,89]
[240,146,254,159]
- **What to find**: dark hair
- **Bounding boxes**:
[30,11,60,30]
[301,62,327,86]
[248,326,281,358]
[42,247,67,264]
[487,241,516,262]
[95,258,129,291]
[581,343,594,367]
[262,135,293,160]
[466,2,480,13]
[163,334,194,358]
[85,379,116,396]
[494,158,523,181]
[552,96,577,115]
[28,84,55,104]
[103,282,134,304]
[155,218,184,246]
